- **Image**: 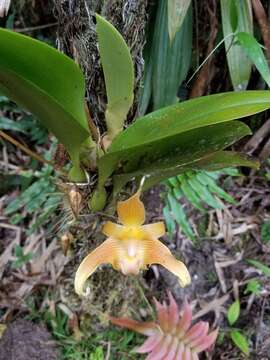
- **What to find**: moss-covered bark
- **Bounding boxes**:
[54,0,148,132]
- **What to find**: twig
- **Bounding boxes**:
[259,137,270,160]
[105,342,111,360]
[244,118,270,154]
[0,130,67,176]
[251,0,270,61]
[189,0,218,97]
[13,22,58,33]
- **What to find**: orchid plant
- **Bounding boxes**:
[110,292,218,360]
[1,15,270,301]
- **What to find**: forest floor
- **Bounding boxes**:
[0,1,270,359]
[0,122,270,359]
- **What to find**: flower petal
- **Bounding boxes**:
[154,298,169,332]
[74,238,116,295]
[164,336,178,360]
[142,222,166,238]
[191,352,199,360]
[177,302,192,337]
[117,190,145,226]
[146,334,172,360]
[175,343,184,359]
[188,323,209,347]
[102,221,124,237]
[184,321,207,343]
[192,329,219,353]
[144,239,191,287]
[109,317,157,336]
[183,346,192,360]
[136,333,163,353]
[167,291,179,330]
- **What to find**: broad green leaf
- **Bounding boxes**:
[168,192,195,240]
[99,90,269,188]
[229,0,238,32]
[230,330,249,355]
[247,259,270,277]
[221,0,253,91]
[138,51,153,116]
[227,300,240,325]
[112,120,251,191]
[143,150,259,190]
[96,14,134,141]
[167,0,192,43]
[152,1,192,108]
[0,28,91,177]
[190,151,259,171]
[236,32,270,88]
[110,91,269,153]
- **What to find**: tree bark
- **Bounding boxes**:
[54,0,148,133]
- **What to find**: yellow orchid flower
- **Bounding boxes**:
[74,190,191,295]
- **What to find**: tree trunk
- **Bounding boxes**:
[54,0,148,130]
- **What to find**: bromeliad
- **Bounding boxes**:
[110,292,219,359]
[74,190,191,295]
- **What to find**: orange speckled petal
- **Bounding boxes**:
[145,239,191,287]
[142,222,166,238]
[74,238,116,296]
[117,190,145,226]
[102,221,124,237]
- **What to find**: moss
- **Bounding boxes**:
[54,0,148,133]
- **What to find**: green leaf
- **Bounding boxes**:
[152,1,192,108]
[230,0,238,32]
[186,172,223,209]
[227,300,240,325]
[0,116,26,132]
[138,50,153,116]
[163,204,176,237]
[99,90,269,189]
[221,0,253,90]
[14,245,23,257]
[178,174,205,211]
[112,120,251,192]
[167,0,192,43]
[110,91,269,153]
[230,330,249,355]
[196,172,236,204]
[244,279,261,295]
[168,192,195,240]
[96,14,134,141]
[167,177,180,188]
[189,151,259,171]
[0,28,91,177]
[247,259,270,277]
[236,32,270,88]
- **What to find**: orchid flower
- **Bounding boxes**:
[74,190,190,295]
[110,292,219,360]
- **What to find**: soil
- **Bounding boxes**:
[0,319,59,360]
